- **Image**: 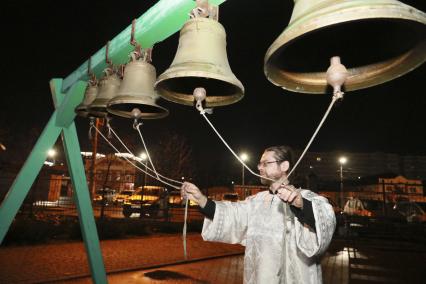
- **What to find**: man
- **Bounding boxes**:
[181,146,336,283]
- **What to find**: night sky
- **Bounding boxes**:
[1,0,425,184]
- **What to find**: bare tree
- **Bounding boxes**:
[151,131,196,186]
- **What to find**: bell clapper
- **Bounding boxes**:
[131,108,143,129]
[106,116,113,139]
[88,117,95,140]
[326,56,348,101]
[288,57,348,177]
[193,87,206,112]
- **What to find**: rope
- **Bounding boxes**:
[133,122,160,180]
[98,123,189,259]
[287,91,343,177]
[183,198,189,259]
[93,126,180,189]
[199,111,274,182]
[194,90,343,191]
[108,126,183,186]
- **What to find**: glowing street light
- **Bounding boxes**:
[139,152,147,161]
[240,152,249,185]
[47,149,56,158]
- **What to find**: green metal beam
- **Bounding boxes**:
[53,79,107,283]
[62,0,226,92]
[62,123,107,283]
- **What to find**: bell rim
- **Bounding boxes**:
[87,110,109,118]
[89,98,109,109]
[106,95,169,119]
[156,70,244,93]
[75,104,90,118]
[155,71,244,107]
[264,2,426,93]
[106,107,169,120]
[109,94,159,103]
[156,86,244,107]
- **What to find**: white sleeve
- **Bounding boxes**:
[294,190,336,257]
[201,198,251,246]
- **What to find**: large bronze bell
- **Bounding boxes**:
[88,69,121,117]
[155,17,244,107]
[107,56,169,119]
[264,0,426,94]
[75,83,98,118]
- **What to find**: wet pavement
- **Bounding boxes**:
[1,233,425,283]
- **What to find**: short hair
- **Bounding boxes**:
[264,145,294,173]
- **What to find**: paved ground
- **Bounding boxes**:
[0,233,243,284]
[1,234,425,284]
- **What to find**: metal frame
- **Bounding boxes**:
[0,0,226,283]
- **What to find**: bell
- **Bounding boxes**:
[155,17,244,107]
[107,58,169,119]
[264,0,426,94]
[75,83,98,118]
[88,70,121,117]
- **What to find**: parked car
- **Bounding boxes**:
[343,198,426,224]
[122,191,187,218]
[392,201,426,223]
[113,190,134,204]
[343,197,373,217]
[93,188,116,205]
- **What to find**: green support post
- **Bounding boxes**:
[0,79,108,283]
[62,123,107,283]
[54,79,108,283]
[0,113,63,241]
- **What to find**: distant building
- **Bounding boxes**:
[294,151,426,182]
[322,174,425,205]
[82,153,138,195]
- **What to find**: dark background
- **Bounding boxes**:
[0,0,425,185]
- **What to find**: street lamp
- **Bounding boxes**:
[338,156,347,208]
[240,152,249,185]
[47,148,56,158]
[47,148,57,166]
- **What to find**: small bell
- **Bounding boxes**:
[107,52,169,119]
[88,69,121,118]
[155,4,244,107]
[75,83,98,118]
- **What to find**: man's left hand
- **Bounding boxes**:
[277,186,303,208]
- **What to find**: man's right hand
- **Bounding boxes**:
[181,182,208,208]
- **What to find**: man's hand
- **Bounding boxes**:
[277,185,303,208]
[181,182,208,208]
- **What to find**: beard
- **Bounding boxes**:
[260,177,272,185]
[260,171,286,186]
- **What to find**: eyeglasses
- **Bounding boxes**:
[257,160,282,168]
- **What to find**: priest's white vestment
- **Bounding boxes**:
[202,190,336,284]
